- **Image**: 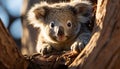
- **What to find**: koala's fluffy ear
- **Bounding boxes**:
[27,4,49,27]
[33,6,48,19]
[71,1,92,23]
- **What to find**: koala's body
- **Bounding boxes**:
[27,1,92,55]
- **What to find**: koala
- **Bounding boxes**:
[27,1,92,55]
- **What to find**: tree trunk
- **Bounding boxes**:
[0,20,28,69]
[69,0,120,69]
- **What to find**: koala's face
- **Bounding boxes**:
[44,8,80,42]
[28,2,92,42]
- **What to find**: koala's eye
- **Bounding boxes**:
[50,21,55,28]
[67,20,72,28]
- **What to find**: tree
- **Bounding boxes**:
[0,19,28,69]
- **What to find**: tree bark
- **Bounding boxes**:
[0,20,28,69]
[69,0,120,69]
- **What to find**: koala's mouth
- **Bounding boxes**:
[56,35,67,42]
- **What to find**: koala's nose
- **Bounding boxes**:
[57,26,64,36]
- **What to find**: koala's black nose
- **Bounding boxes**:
[57,26,64,36]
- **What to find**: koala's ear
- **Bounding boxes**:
[74,2,92,17]
[33,6,48,19]
[71,1,92,23]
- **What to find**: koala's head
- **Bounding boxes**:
[27,1,92,43]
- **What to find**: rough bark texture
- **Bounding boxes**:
[69,0,120,69]
[26,51,78,69]
[0,20,28,69]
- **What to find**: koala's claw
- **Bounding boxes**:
[38,44,53,55]
[71,41,85,53]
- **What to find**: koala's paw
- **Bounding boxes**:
[71,41,85,53]
[36,44,53,55]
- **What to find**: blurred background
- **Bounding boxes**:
[0,0,23,48]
